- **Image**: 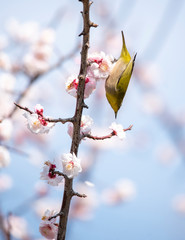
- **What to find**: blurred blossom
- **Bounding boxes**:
[32,44,53,61]
[38,28,56,45]
[28,148,45,166]
[0,118,13,141]
[70,182,98,220]
[62,153,82,178]
[156,144,177,165]
[0,52,11,71]
[33,198,61,218]
[67,115,93,138]
[173,194,185,214]
[0,93,13,117]
[65,74,96,98]
[0,174,12,192]
[84,181,95,187]
[4,215,29,239]
[87,51,113,81]
[6,18,39,43]
[79,152,94,172]
[0,73,15,92]
[0,146,10,168]
[40,160,63,186]
[23,53,49,77]
[135,62,160,88]
[142,92,164,114]
[39,209,58,240]
[23,112,55,134]
[0,35,8,50]
[109,122,126,140]
[102,179,136,205]
[34,181,49,197]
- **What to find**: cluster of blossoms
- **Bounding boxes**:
[23,28,55,77]
[23,104,54,134]
[40,152,82,187]
[66,51,113,98]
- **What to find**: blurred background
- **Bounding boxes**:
[0,0,185,239]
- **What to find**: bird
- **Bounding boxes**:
[105,31,136,118]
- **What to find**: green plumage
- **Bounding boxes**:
[105,31,136,118]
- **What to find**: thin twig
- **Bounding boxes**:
[48,212,64,221]
[14,103,74,124]
[82,124,133,140]
[72,191,87,198]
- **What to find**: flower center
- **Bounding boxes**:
[66,161,74,170]
[48,164,56,178]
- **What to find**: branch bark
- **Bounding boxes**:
[57,1,93,239]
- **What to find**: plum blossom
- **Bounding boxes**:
[87,51,113,81]
[65,74,96,98]
[23,104,54,134]
[62,153,82,178]
[39,209,58,240]
[109,122,126,140]
[40,160,63,186]
[0,146,10,168]
[68,115,93,138]
[23,112,54,134]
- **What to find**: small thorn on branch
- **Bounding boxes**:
[72,191,87,198]
[89,1,93,7]
[79,30,85,37]
[82,102,88,109]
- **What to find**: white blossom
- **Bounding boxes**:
[68,115,93,138]
[87,51,113,81]
[109,122,126,140]
[65,74,96,98]
[0,146,10,168]
[39,209,58,240]
[23,112,54,134]
[40,161,63,186]
[62,153,82,178]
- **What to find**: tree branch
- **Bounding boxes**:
[57,1,95,239]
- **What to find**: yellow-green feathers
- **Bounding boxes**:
[105,31,136,118]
